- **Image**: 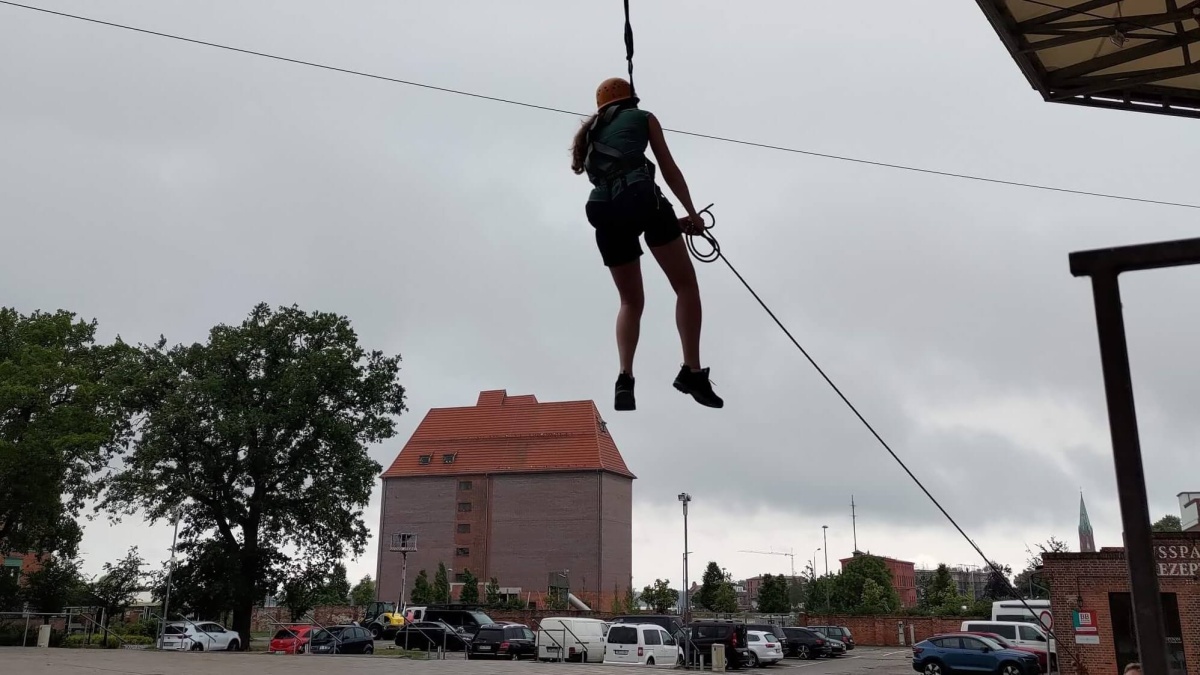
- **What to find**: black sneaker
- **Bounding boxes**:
[673,365,724,408]
[615,372,636,411]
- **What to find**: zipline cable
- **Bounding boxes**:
[1,0,1198,212]
[687,205,1076,664]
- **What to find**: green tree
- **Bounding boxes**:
[99,303,407,649]
[805,574,835,612]
[640,578,679,614]
[1014,537,1069,600]
[983,561,1014,600]
[788,579,805,609]
[280,563,326,621]
[697,561,724,611]
[411,570,432,604]
[148,538,244,621]
[0,308,135,557]
[459,568,479,604]
[433,563,450,604]
[21,554,87,622]
[485,577,502,608]
[624,585,638,613]
[350,575,375,607]
[88,546,145,642]
[833,555,900,613]
[1153,515,1182,532]
[859,578,888,614]
[920,564,959,611]
[0,567,21,612]
[315,562,351,605]
[757,574,791,613]
[713,580,739,613]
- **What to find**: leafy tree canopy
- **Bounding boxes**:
[459,568,479,605]
[1153,515,1182,532]
[0,308,134,557]
[99,303,407,648]
[640,578,679,614]
[350,575,375,607]
[411,569,432,605]
[697,561,724,612]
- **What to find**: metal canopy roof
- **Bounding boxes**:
[977,0,1200,118]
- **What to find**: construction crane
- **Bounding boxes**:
[739,549,797,579]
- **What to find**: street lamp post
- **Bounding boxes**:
[811,548,821,580]
[821,526,829,576]
[678,493,691,620]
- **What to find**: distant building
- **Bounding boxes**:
[375,389,635,610]
[915,565,989,602]
[841,552,917,607]
[1,551,42,581]
[1079,492,1096,552]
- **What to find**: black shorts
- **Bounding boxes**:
[585,180,682,267]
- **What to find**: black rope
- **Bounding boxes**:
[623,0,635,98]
[686,206,1076,661]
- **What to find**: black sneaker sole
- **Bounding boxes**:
[673,380,724,408]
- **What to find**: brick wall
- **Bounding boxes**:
[1042,532,1200,675]
[802,614,975,646]
[250,605,364,633]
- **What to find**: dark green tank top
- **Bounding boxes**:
[585,107,656,202]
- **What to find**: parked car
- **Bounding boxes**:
[949,632,1048,673]
[159,621,241,651]
[827,637,847,657]
[680,620,748,670]
[809,625,853,649]
[268,625,313,654]
[603,622,680,667]
[912,634,1041,675]
[537,616,608,663]
[393,620,472,651]
[466,623,537,660]
[611,614,685,638]
[402,606,494,637]
[959,621,1056,669]
[781,626,832,659]
[746,630,785,667]
[745,623,789,656]
[308,625,374,655]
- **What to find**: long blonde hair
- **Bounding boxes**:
[570,113,599,175]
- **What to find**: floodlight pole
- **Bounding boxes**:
[1068,236,1200,675]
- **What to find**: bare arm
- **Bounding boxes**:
[646,113,699,218]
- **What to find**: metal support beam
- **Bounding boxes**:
[1068,236,1200,675]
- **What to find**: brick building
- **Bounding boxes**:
[2,551,43,581]
[1041,532,1199,675]
[376,389,635,610]
[841,552,918,608]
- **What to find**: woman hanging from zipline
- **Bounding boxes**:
[571,76,723,412]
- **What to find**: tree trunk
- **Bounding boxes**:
[232,600,254,651]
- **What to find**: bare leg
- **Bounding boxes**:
[649,237,701,369]
[608,258,645,375]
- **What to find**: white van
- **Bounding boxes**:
[537,617,608,663]
[960,620,1057,666]
[602,622,680,667]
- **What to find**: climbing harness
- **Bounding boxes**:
[583,101,656,194]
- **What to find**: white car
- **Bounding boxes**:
[159,621,241,651]
[746,630,784,667]
[602,622,680,667]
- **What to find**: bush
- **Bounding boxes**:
[0,624,66,647]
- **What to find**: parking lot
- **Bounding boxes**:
[3,645,913,674]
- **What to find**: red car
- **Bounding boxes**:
[931,632,1048,672]
[268,625,313,654]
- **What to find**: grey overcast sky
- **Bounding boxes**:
[3,0,1198,590]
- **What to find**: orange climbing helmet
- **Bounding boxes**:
[595,77,637,110]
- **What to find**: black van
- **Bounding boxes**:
[680,619,748,670]
[420,607,496,637]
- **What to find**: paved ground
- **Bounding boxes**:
[2,645,913,674]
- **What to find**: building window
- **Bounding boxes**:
[457,523,471,534]
[454,573,467,583]
[457,502,472,513]
[456,547,470,557]
[418,454,431,465]
[443,453,456,464]
[458,480,472,490]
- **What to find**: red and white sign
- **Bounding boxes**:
[1075,610,1097,635]
[1039,610,1054,632]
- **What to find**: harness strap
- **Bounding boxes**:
[624,0,635,100]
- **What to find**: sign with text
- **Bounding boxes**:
[1073,609,1099,645]
[1154,544,1200,576]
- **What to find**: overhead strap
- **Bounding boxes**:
[623,0,635,98]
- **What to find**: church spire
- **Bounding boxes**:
[1079,490,1096,552]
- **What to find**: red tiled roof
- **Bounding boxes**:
[381,389,636,479]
